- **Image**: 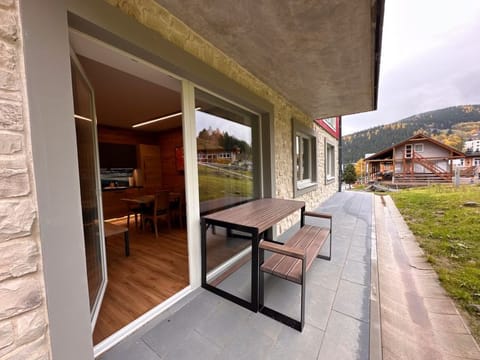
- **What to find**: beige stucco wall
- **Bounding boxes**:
[105,0,339,231]
[0,1,51,359]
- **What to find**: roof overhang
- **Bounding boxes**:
[155,0,384,119]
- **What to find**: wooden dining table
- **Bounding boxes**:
[120,192,182,228]
[200,198,306,312]
[120,192,181,207]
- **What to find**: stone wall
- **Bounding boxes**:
[0,1,51,359]
[105,0,339,231]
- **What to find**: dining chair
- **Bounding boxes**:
[142,190,171,238]
[169,191,185,228]
[125,202,142,228]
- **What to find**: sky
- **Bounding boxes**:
[342,0,480,135]
[196,110,252,144]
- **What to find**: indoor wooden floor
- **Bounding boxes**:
[92,216,252,345]
[93,218,189,344]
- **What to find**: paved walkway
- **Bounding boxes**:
[99,191,480,359]
[376,195,480,359]
[100,191,374,360]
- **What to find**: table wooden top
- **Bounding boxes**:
[103,222,128,237]
[202,198,305,234]
[121,192,181,205]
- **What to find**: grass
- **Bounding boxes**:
[390,184,480,342]
[198,164,253,201]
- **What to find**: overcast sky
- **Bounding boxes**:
[342,0,480,135]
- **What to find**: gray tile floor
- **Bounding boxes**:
[99,191,373,360]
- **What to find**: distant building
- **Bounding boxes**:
[464,139,480,154]
[365,133,464,184]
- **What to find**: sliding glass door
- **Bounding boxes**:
[195,88,261,300]
[70,50,107,330]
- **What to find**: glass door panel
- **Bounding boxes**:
[195,89,259,301]
[70,51,107,329]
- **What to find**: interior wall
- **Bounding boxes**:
[158,128,185,193]
[97,125,157,145]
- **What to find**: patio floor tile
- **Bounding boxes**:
[333,280,369,322]
[317,310,370,360]
[99,192,374,360]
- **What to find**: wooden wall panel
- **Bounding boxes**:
[98,125,157,145]
[158,128,185,193]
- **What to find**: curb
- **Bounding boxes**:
[369,195,382,360]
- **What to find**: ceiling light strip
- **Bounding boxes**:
[132,107,201,128]
[74,114,93,122]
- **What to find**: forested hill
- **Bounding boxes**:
[342,105,480,163]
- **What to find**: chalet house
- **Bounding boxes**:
[463,139,480,168]
[365,133,464,184]
[0,1,383,359]
[459,147,480,181]
[196,138,238,164]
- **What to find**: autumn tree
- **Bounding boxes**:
[355,158,366,182]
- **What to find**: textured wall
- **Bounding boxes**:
[0,1,51,359]
[0,0,338,357]
[105,0,339,231]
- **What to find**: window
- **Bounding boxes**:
[326,142,335,182]
[293,120,317,195]
[323,117,337,130]
[414,143,424,152]
[195,89,258,214]
[405,144,413,158]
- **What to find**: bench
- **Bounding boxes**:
[104,222,130,256]
[259,211,332,331]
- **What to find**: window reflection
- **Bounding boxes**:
[195,90,257,215]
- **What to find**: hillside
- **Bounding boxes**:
[342,105,480,163]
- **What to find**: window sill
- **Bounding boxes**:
[294,182,317,197]
[325,176,335,184]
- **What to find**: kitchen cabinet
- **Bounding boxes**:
[138,144,163,191]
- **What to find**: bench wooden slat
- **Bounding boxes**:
[259,240,305,259]
[286,228,330,282]
[261,225,330,284]
[259,211,332,332]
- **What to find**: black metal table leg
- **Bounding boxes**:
[124,231,130,256]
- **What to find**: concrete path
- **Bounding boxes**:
[99,191,375,360]
[99,191,480,359]
[376,195,480,359]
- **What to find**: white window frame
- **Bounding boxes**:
[414,143,424,153]
[293,119,317,196]
[326,141,335,183]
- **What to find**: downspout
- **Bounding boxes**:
[338,116,343,192]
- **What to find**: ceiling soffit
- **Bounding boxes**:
[155,0,383,119]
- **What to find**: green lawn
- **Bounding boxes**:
[198,165,253,201]
[390,184,480,341]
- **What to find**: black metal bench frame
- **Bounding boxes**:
[259,211,332,331]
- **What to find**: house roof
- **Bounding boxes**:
[365,133,465,161]
[154,0,384,119]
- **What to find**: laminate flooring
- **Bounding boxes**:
[93,219,189,344]
[93,218,251,344]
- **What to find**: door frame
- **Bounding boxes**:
[70,48,108,330]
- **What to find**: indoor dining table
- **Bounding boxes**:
[121,192,182,228]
